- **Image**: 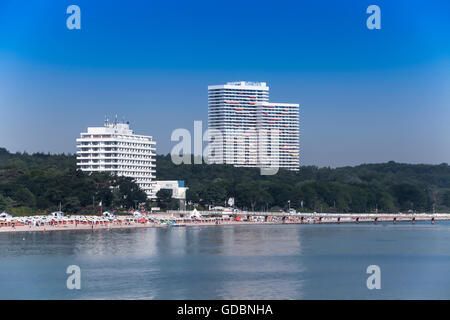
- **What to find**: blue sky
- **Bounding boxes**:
[0,0,449,167]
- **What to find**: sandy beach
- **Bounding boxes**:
[1,213,449,233]
[0,220,280,233]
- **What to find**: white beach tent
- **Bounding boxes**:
[133,211,143,217]
[48,211,64,218]
[102,211,114,218]
[0,212,12,218]
[188,208,202,219]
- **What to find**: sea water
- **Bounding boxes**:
[1,221,450,299]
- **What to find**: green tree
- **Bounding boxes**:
[156,189,179,210]
[442,190,450,207]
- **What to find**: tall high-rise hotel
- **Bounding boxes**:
[76,120,157,198]
[208,81,299,170]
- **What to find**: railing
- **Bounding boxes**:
[166,210,450,218]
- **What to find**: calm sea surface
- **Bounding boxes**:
[1,222,450,299]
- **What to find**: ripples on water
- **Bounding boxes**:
[1,222,450,299]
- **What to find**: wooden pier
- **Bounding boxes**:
[169,211,450,224]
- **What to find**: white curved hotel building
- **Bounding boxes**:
[208,81,299,170]
[76,121,157,198]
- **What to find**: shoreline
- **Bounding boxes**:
[0,216,447,234]
[0,220,274,233]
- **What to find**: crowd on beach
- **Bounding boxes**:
[0,210,235,232]
[1,210,449,233]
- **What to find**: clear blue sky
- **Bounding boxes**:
[0,0,449,167]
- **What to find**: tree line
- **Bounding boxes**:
[0,148,147,216]
[156,154,450,213]
[1,147,450,215]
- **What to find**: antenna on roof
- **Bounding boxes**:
[104,115,108,126]
[114,114,118,125]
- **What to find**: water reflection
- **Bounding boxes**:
[1,222,450,299]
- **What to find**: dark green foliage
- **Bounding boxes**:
[0,147,147,215]
[441,190,450,207]
[156,189,179,210]
[1,147,450,214]
[156,154,450,213]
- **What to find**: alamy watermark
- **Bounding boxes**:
[66,5,81,30]
[66,265,81,290]
[366,5,381,30]
[170,121,280,175]
[366,265,381,290]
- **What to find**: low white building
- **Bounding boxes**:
[154,181,188,200]
[76,119,157,198]
[154,180,188,209]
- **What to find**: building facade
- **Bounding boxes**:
[256,102,299,170]
[76,121,157,198]
[208,81,269,166]
[208,81,299,170]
